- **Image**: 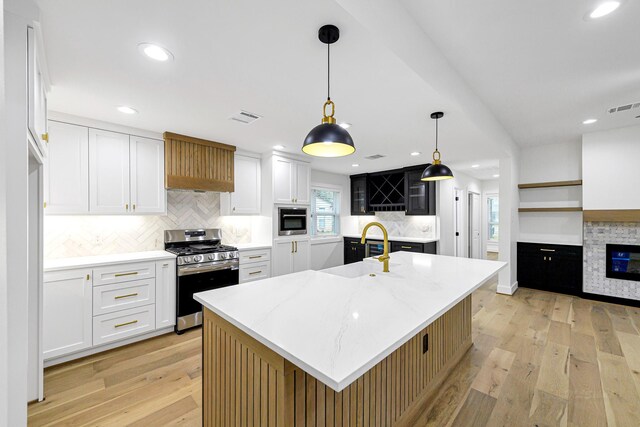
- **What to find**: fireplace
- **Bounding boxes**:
[606,244,640,282]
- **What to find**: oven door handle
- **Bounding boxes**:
[282,214,307,218]
[178,260,239,277]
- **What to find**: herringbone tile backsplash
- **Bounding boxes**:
[357,212,436,239]
[44,191,253,259]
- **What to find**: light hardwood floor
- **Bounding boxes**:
[29,278,640,426]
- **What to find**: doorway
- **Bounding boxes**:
[454,188,464,257]
[468,192,481,259]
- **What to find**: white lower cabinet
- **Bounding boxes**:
[43,256,176,363]
[43,269,93,359]
[93,304,156,346]
[273,238,310,277]
[239,248,272,283]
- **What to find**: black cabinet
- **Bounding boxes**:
[391,241,437,254]
[349,164,436,216]
[350,174,373,216]
[404,167,436,215]
[517,242,582,296]
[344,237,366,264]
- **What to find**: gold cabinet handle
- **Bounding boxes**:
[114,320,138,328]
[133,204,136,211]
[125,203,129,210]
[549,257,552,261]
[540,249,555,252]
[43,202,47,209]
[115,271,138,277]
[249,270,263,275]
[248,255,262,259]
[163,263,169,267]
[401,246,413,249]
[291,241,294,253]
[86,274,91,281]
[41,133,49,142]
[114,292,138,300]
[295,241,298,253]
[544,256,547,261]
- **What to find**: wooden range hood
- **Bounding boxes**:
[164,132,236,192]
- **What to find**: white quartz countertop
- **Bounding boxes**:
[235,242,273,251]
[44,250,176,272]
[343,234,439,244]
[194,251,506,391]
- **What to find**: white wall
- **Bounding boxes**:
[583,124,640,210]
[481,179,499,254]
[437,169,482,257]
[497,155,520,294]
[518,140,583,245]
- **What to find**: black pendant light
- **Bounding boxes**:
[302,25,355,157]
[421,112,454,181]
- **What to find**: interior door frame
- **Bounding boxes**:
[468,191,481,259]
[453,188,464,257]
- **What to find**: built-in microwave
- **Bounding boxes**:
[278,207,308,236]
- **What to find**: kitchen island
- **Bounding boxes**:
[194,251,506,426]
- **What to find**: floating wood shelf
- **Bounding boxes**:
[518,180,582,189]
[518,207,583,213]
[583,209,640,222]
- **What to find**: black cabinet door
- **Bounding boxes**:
[404,168,436,215]
[517,245,548,290]
[546,252,583,296]
[517,242,583,295]
[350,175,373,216]
[391,241,423,253]
[424,242,437,254]
[344,238,365,264]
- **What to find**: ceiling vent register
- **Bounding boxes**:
[229,110,262,124]
[365,154,386,160]
[607,102,640,114]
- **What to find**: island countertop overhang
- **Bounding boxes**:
[194,251,506,391]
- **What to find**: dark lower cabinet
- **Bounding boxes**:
[517,242,582,296]
[391,241,437,254]
[345,237,437,264]
[344,237,366,264]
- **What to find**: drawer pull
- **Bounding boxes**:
[248,255,262,259]
[114,320,138,328]
[114,292,139,300]
[540,249,555,252]
[114,271,139,277]
[401,246,413,249]
[249,270,263,275]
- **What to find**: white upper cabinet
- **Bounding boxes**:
[221,154,261,215]
[89,129,131,214]
[27,26,48,159]
[130,136,166,214]
[272,156,310,205]
[44,121,89,214]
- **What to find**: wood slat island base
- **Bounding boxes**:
[202,295,472,426]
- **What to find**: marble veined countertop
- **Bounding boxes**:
[342,234,439,244]
[194,251,506,391]
[44,250,176,272]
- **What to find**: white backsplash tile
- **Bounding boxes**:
[44,191,253,259]
[356,212,436,239]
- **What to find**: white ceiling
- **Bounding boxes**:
[449,159,500,181]
[401,0,640,147]
[38,0,506,175]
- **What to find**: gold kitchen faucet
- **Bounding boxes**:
[361,222,390,273]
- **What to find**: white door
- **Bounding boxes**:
[44,121,89,214]
[231,155,261,214]
[273,157,295,204]
[469,192,481,259]
[292,239,310,273]
[89,129,130,213]
[155,260,176,329]
[130,136,166,214]
[454,188,464,257]
[294,162,311,204]
[43,269,93,359]
[273,239,294,277]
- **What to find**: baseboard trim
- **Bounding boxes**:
[44,326,175,368]
[581,291,640,308]
[497,280,518,295]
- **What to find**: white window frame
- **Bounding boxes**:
[310,184,341,237]
[487,193,499,243]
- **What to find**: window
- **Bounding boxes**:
[487,195,499,242]
[311,188,340,236]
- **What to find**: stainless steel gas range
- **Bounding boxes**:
[164,229,239,333]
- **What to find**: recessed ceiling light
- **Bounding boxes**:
[352,163,360,167]
[410,152,421,156]
[471,164,480,168]
[589,1,621,19]
[117,106,138,114]
[583,118,598,124]
[138,43,174,61]
[273,144,285,150]
[493,174,500,178]
[339,122,352,129]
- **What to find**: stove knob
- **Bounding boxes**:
[208,254,215,261]
[184,256,192,264]
[194,255,203,263]
[219,252,227,260]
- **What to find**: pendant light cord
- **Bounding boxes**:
[327,43,331,101]
[435,117,439,151]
